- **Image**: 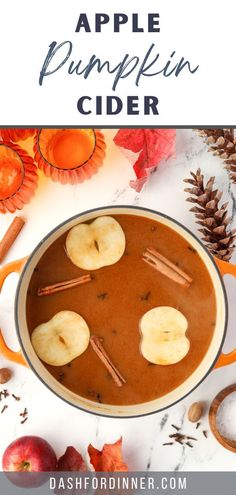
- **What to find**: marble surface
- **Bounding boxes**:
[0,128,236,471]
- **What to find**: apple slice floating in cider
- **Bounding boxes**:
[66,216,126,270]
[31,311,90,366]
[140,306,190,365]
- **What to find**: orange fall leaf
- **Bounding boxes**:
[88,438,128,472]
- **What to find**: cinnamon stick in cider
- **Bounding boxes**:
[90,335,126,387]
[0,217,25,263]
[38,274,92,296]
[142,247,192,287]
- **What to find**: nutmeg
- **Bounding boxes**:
[0,368,12,384]
[187,402,204,423]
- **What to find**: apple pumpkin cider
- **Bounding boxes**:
[27,214,216,406]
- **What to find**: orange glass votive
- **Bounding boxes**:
[0,142,38,214]
[0,128,36,142]
[34,129,106,184]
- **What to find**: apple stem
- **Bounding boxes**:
[21,461,31,471]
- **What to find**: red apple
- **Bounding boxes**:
[2,435,57,487]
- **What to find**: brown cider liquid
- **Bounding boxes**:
[26,215,216,406]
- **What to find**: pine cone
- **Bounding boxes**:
[184,168,236,261]
[198,128,236,183]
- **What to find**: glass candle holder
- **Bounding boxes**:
[0,128,36,142]
[34,128,106,184]
[0,142,38,214]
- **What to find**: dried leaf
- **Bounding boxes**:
[113,129,145,153]
[88,438,128,472]
[57,446,87,471]
[114,129,175,192]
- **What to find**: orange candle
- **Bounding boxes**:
[0,143,38,214]
[0,148,24,200]
[34,128,106,184]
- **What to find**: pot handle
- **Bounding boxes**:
[214,257,236,369]
[0,257,28,367]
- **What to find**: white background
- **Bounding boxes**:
[0,129,236,471]
[0,0,236,125]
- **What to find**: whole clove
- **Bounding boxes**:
[1,389,9,399]
[58,373,65,383]
[97,293,108,300]
[12,394,21,401]
[0,388,28,424]
[171,424,181,431]
[140,291,151,301]
[165,426,201,449]
[21,417,28,424]
[20,408,28,418]
[169,433,186,440]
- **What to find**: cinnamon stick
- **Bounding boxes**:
[142,247,192,287]
[38,274,92,296]
[90,335,126,387]
[0,217,25,263]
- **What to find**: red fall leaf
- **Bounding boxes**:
[88,438,128,472]
[114,128,176,192]
[57,446,87,471]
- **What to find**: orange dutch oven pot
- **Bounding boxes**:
[0,207,235,417]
